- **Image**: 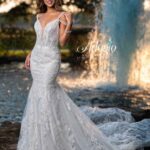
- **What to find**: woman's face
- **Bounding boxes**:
[43,0,55,7]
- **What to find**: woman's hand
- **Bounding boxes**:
[64,12,72,25]
[24,53,31,70]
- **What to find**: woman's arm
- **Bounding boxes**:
[59,12,73,47]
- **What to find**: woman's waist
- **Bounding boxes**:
[31,52,60,62]
[32,44,59,50]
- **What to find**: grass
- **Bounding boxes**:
[0,49,71,58]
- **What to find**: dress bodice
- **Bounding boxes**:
[31,12,67,65]
[33,12,67,48]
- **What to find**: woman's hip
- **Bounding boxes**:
[30,60,60,82]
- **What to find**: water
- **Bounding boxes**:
[82,0,150,89]
[0,62,150,149]
[0,62,149,122]
[128,0,150,88]
[101,0,142,87]
[0,63,31,122]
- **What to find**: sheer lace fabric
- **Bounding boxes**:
[17,12,117,150]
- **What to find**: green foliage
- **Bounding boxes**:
[0,28,35,51]
[0,0,101,13]
[2,2,31,24]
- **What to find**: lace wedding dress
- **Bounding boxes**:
[17,12,117,150]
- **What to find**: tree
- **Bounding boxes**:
[63,0,101,12]
[0,0,102,13]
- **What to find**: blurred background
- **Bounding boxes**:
[0,0,150,150]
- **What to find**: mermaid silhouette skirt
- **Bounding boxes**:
[17,12,116,150]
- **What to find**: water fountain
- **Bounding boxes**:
[85,0,150,89]
[83,3,118,85]
[128,0,150,88]
[101,0,143,87]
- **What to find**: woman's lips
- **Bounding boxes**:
[47,0,52,4]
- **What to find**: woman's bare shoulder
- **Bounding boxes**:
[36,13,44,19]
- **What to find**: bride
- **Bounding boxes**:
[17,0,117,149]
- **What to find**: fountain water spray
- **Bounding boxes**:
[100,0,142,87]
[83,0,150,89]
[128,0,150,88]
[80,2,118,85]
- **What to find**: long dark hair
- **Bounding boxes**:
[36,0,63,13]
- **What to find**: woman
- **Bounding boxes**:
[17,0,117,149]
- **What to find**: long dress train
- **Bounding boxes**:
[17,11,117,150]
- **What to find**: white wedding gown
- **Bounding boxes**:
[17,12,117,150]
